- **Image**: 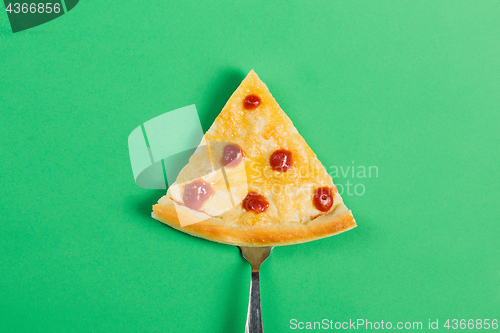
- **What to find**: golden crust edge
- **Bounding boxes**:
[151,200,356,247]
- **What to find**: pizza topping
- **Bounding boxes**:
[313,187,334,212]
[269,149,293,172]
[220,143,243,167]
[182,180,213,210]
[242,192,269,214]
[243,94,261,110]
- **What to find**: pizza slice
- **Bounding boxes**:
[152,70,356,246]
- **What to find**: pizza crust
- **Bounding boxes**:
[152,198,356,246]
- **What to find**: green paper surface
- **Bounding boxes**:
[1,1,499,332]
[128,104,204,189]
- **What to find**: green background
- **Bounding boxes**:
[1,1,499,332]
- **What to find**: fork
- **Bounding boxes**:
[239,246,274,333]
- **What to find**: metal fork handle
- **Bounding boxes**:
[245,271,263,333]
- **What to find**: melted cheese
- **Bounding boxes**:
[167,70,348,227]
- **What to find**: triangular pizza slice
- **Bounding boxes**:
[152,70,356,246]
